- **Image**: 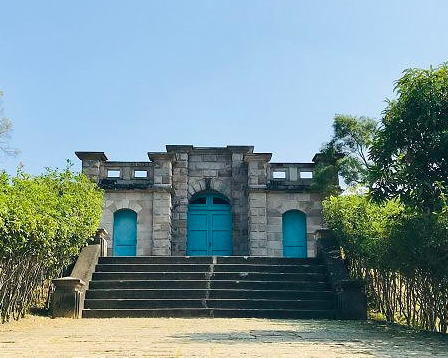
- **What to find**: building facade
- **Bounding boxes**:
[76,145,329,258]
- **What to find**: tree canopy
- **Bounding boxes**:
[312,114,377,195]
[369,63,448,212]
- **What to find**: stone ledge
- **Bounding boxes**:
[75,151,108,161]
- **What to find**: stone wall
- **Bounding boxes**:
[266,192,323,257]
[170,146,252,256]
[100,191,153,256]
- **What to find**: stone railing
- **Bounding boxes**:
[99,162,154,189]
[267,163,315,190]
[52,229,107,318]
[315,229,367,320]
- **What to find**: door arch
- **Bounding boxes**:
[282,210,307,258]
[187,192,232,256]
[113,209,137,256]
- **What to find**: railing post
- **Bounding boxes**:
[93,228,108,256]
[52,228,106,318]
[51,277,85,318]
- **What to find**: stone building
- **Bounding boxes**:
[76,145,330,258]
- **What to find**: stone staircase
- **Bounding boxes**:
[82,256,336,319]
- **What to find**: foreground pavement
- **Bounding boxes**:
[1,316,448,357]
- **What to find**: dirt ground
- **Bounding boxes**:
[1,315,448,357]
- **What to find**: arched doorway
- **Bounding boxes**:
[187,192,232,256]
[282,210,307,258]
[113,209,137,256]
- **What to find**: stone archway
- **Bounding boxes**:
[187,178,231,202]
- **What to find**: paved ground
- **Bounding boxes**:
[1,316,448,357]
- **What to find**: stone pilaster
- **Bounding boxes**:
[245,153,272,188]
[245,153,272,256]
[148,152,175,187]
[248,191,268,256]
[148,152,174,255]
[167,146,192,255]
[75,152,107,183]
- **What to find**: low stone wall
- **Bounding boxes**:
[315,229,367,320]
[52,230,107,319]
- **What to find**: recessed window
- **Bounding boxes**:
[272,171,286,179]
[213,197,229,205]
[190,197,206,204]
[107,170,121,178]
[134,170,147,178]
[300,171,313,179]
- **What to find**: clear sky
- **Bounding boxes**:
[0,1,447,175]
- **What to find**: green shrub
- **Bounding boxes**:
[323,193,448,333]
[0,167,103,322]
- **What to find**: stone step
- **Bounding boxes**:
[216,257,320,265]
[82,308,336,319]
[98,256,319,265]
[89,280,209,290]
[95,264,211,273]
[213,264,326,274]
[86,289,208,300]
[99,256,214,265]
[84,256,336,319]
[89,279,329,290]
[211,280,329,291]
[84,298,335,310]
[95,264,326,274]
[91,271,327,282]
[85,289,336,300]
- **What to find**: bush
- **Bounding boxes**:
[0,167,103,322]
[323,193,448,333]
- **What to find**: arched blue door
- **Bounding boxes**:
[282,210,307,258]
[113,209,137,256]
[187,193,232,256]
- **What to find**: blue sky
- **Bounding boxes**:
[0,1,447,175]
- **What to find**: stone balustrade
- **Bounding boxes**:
[267,163,315,190]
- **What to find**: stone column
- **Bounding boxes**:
[167,145,192,255]
[75,152,108,183]
[245,153,272,256]
[148,152,174,256]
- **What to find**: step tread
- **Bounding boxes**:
[84,298,334,302]
[89,279,329,283]
[83,308,335,313]
[86,288,334,292]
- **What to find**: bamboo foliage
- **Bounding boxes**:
[324,194,448,333]
[0,168,103,323]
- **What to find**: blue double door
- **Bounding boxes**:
[187,193,232,256]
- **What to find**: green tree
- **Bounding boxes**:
[312,114,377,195]
[370,63,448,212]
